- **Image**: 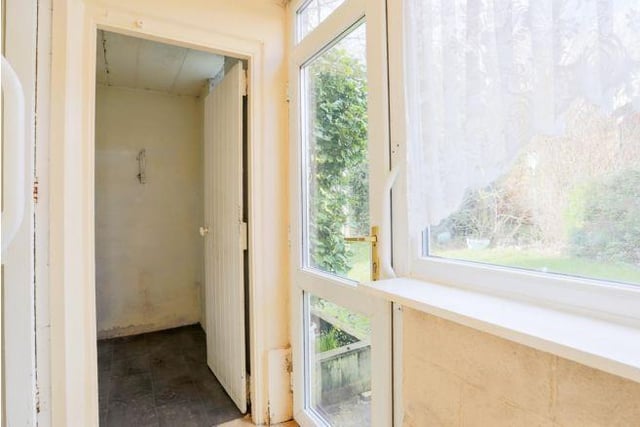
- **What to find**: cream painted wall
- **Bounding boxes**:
[402,308,640,426]
[85,1,291,422]
[95,84,204,338]
[47,1,289,424]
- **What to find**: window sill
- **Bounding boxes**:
[360,277,640,383]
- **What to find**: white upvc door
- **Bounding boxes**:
[290,1,392,426]
[1,0,38,425]
[203,62,247,413]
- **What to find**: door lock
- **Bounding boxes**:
[344,225,380,281]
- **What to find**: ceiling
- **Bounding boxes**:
[96,30,225,97]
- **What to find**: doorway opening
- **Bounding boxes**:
[93,30,250,426]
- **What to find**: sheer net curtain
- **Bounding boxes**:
[404,0,640,232]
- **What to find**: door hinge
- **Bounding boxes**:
[35,384,41,413]
[241,69,248,97]
[286,352,293,393]
[32,177,39,203]
[267,402,272,426]
[240,221,248,251]
[246,374,251,403]
[285,82,290,103]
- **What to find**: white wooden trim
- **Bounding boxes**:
[289,0,308,418]
[49,2,97,425]
[49,2,271,424]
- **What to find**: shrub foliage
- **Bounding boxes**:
[568,169,640,266]
[308,48,369,274]
[433,184,537,247]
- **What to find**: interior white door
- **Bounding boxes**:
[203,62,247,413]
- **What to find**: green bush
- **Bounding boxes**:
[308,48,369,274]
[316,328,340,353]
[434,184,537,246]
[568,169,640,265]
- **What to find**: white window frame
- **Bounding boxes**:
[290,0,640,424]
[386,0,640,329]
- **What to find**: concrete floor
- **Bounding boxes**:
[97,324,244,427]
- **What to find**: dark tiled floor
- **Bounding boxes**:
[98,324,244,427]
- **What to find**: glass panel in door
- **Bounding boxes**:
[305,293,371,427]
[297,0,348,40]
[302,22,370,283]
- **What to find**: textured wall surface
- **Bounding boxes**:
[403,308,640,426]
[95,85,204,338]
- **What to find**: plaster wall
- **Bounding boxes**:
[95,85,203,338]
[402,307,640,426]
[47,1,289,424]
[85,1,292,422]
[88,0,292,351]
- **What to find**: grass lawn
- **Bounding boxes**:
[309,243,373,343]
[346,242,372,283]
[345,238,640,285]
[432,247,640,285]
[313,243,640,345]
[311,297,371,340]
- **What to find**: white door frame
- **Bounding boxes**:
[288,0,393,425]
[49,2,269,425]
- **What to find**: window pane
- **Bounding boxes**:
[404,0,640,287]
[305,294,371,427]
[302,23,370,282]
[427,103,640,286]
[297,0,346,41]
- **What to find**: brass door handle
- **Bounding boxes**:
[344,226,380,281]
[344,235,377,243]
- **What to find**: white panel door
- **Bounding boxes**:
[203,62,247,413]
